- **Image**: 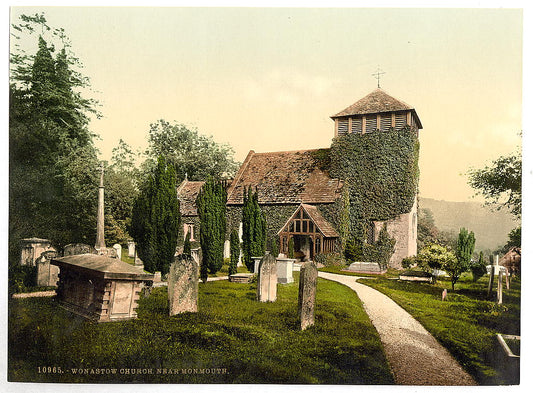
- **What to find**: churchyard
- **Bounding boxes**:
[8,268,394,384]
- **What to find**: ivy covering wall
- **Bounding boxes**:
[329,127,419,231]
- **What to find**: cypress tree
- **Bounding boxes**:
[288,237,295,259]
[229,229,240,276]
[242,187,267,272]
[196,177,227,275]
[131,155,180,274]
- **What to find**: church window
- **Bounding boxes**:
[184,223,195,241]
[309,221,314,233]
[289,222,294,232]
[315,238,321,254]
[295,221,301,233]
[302,221,308,233]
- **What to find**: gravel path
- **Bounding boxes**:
[319,272,476,385]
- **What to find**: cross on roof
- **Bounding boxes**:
[372,67,386,88]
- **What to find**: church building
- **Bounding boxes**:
[178,88,422,269]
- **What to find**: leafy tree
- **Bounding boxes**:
[229,229,240,276]
[373,224,396,270]
[416,244,456,283]
[104,139,141,245]
[498,226,521,254]
[242,187,267,271]
[9,14,101,262]
[145,119,239,182]
[196,177,227,275]
[468,150,521,218]
[449,228,476,290]
[183,232,192,256]
[130,156,180,274]
[471,251,487,282]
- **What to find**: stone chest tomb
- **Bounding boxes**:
[51,254,153,322]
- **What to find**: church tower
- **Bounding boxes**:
[330,88,423,268]
[330,88,423,137]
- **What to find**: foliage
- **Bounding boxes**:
[467,150,521,218]
[450,228,476,289]
[314,252,345,267]
[471,251,487,282]
[196,177,227,275]
[361,275,521,385]
[229,229,240,276]
[344,225,395,269]
[287,237,295,259]
[498,226,521,254]
[401,256,417,269]
[330,127,419,225]
[145,119,239,182]
[8,265,36,294]
[130,156,180,274]
[415,244,456,283]
[268,236,279,257]
[241,187,266,271]
[183,232,191,256]
[8,277,394,384]
[9,14,101,261]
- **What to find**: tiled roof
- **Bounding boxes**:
[302,204,339,237]
[331,88,422,129]
[226,150,343,205]
[177,180,205,216]
[277,204,338,238]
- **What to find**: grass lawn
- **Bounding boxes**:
[359,274,520,385]
[8,274,394,384]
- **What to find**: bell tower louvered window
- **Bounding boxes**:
[337,119,349,136]
[395,112,407,130]
[351,117,362,133]
[380,114,392,131]
[365,115,377,133]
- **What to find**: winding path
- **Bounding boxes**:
[319,271,476,385]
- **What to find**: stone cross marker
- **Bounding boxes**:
[168,254,199,315]
[257,253,277,302]
[497,270,504,304]
[298,262,318,330]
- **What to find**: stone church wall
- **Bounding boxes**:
[375,199,417,269]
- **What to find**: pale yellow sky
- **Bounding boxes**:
[9,6,523,202]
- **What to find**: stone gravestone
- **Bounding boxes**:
[113,244,122,260]
[276,258,294,284]
[168,254,199,315]
[252,257,263,274]
[36,250,59,287]
[256,254,277,302]
[128,241,136,258]
[63,243,97,256]
[298,262,318,330]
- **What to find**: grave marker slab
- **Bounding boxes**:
[298,262,318,330]
[276,258,295,284]
[113,244,122,260]
[257,254,277,302]
[168,254,199,315]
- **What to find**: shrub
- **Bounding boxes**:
[471,251,487,282]
[401,256,417,269]
[9,265,36,294]
[314,253,345,267]
[287,237,295,259]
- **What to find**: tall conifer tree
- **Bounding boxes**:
[196,177,227,276]
[131,155,180,274]
[242,187,266,271]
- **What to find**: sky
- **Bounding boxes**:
[8,5,524,203]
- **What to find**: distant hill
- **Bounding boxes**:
[418,197,519,251]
